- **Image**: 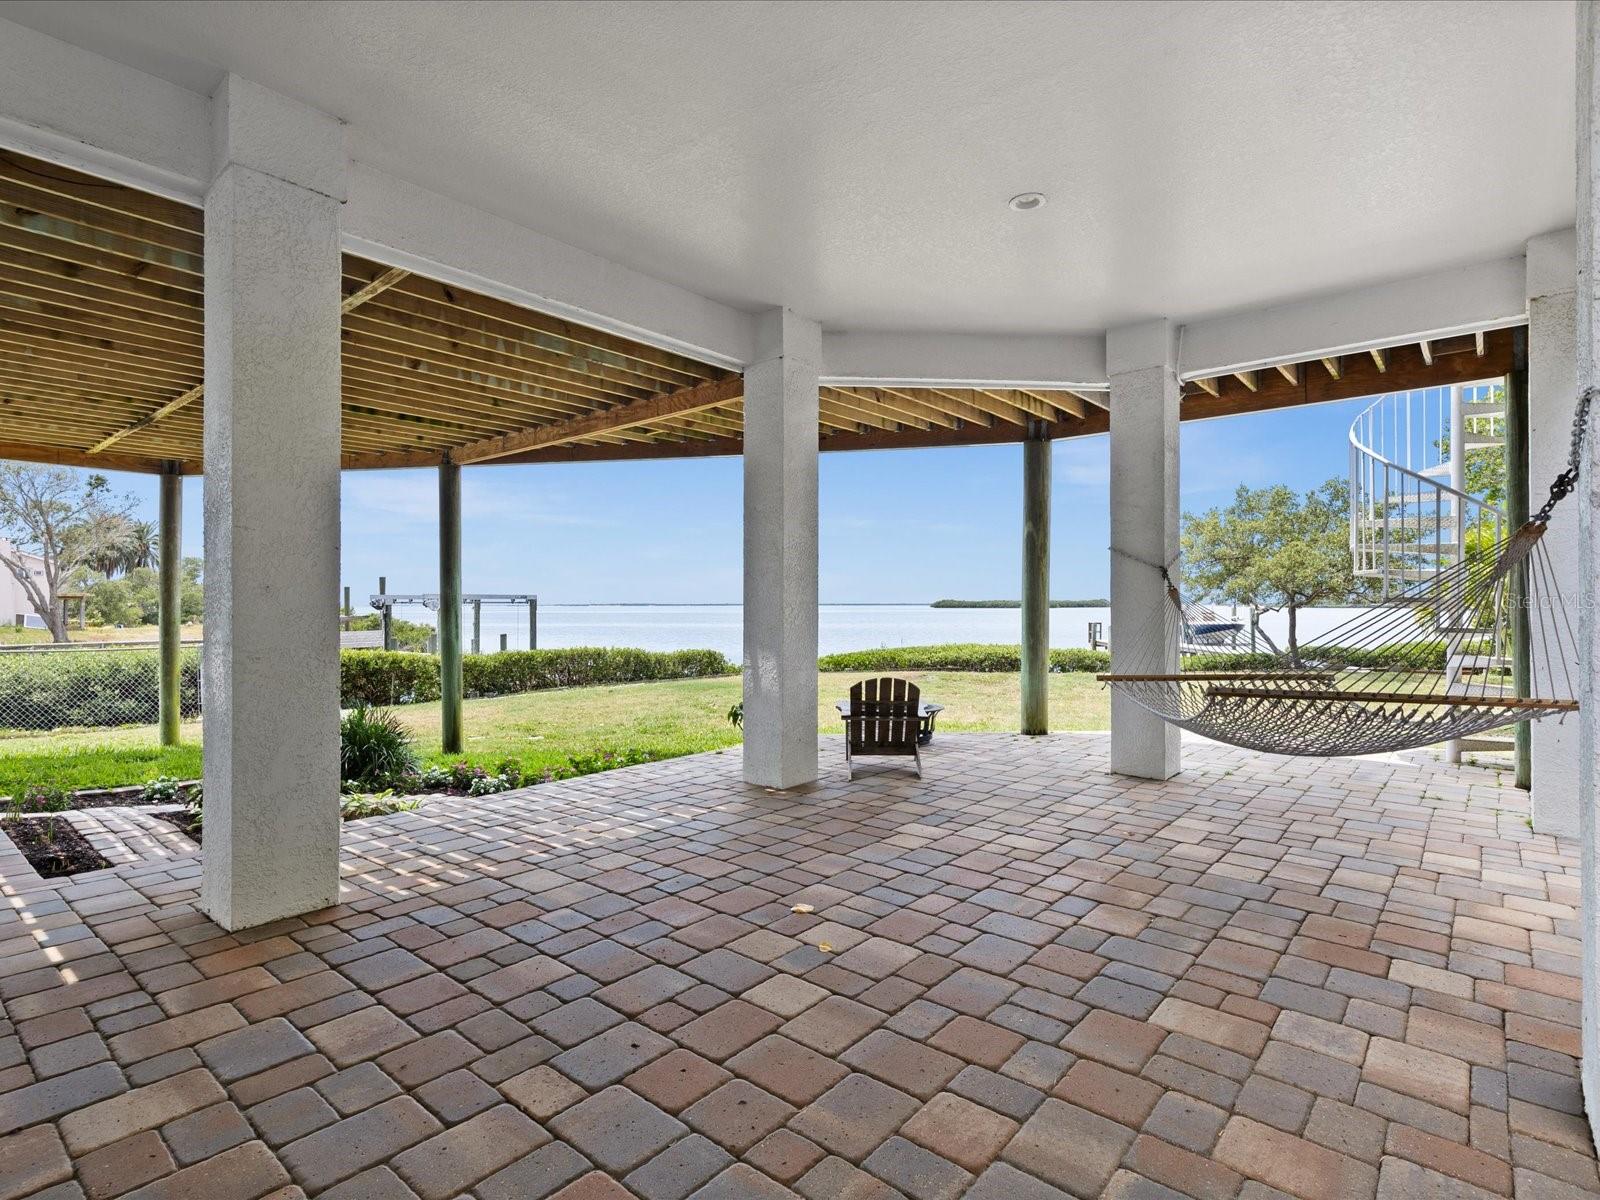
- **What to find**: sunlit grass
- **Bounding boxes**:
[0,670,1112,792]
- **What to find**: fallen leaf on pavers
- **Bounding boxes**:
[816,943,833,953]
[791,904,815,914]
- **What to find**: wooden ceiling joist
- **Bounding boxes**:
[88,267,411,456]
[450,374,744,467]
[1182,330,1515,423]
[0,149,1539,478]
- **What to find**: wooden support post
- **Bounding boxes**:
[158,469,182,746]
[378,576,391,650]
[472,599,482,656]
[1021,423,1051,735]
[1507,329,1531,789]
[530,598,537,650]
[499,633,507,653]
[439,462,463,754]
[342,585,351,618]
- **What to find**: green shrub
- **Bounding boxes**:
[340,791,424,820]
[817,644,1111,673]
[339,705,419,786]
[339,646,734,709]
[461,647,733,697]
[139,776,184,804]
[340,650,441,706]
[11,784,69,816]
[0,648,201,731]
[1184,640,1487,672]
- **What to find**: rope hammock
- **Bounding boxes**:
[1099,388,1590,758]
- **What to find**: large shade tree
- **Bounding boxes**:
[0,463,137,641]
[1181,477,1370,659]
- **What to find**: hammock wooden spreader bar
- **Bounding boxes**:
[1203,686,1578,711]
[1098,671,1334,682]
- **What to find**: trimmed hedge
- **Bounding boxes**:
[818,644,1112,673]
[818,640,1483,676]
[1186,640,1490,673]
[0,645,733,732]
[0,648,200,731]
[340,646,735,707]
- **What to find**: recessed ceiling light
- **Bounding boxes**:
[1008,192,1047,212]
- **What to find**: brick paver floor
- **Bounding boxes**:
[0,732,1591,1199]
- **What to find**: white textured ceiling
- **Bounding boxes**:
[0,0,1576,335]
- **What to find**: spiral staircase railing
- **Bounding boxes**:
[1347,381,1509,759]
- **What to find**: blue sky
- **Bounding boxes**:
[111,395,1371,604]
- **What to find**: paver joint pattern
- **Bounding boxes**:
[0,732,1590,1199]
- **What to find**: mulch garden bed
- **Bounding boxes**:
[3,817,112,878]
[58,782,199,811]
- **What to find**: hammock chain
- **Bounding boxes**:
[1534,386,1595,524]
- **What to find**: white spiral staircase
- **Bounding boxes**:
[1347,382,1510,759]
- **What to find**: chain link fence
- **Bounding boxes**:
[0,644,201,733]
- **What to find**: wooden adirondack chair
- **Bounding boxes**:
[843,677,923,780]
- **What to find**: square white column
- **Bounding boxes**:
[1527,231,1581,836]
[743,309,820,789]
[1107,318,1181,779]
[1577,0,1600,1143]
[201,77,345,930]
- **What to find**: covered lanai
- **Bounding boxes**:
[1,5,1599,1198]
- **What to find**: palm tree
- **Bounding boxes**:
[119,520,158,573]
[83,516,158,577]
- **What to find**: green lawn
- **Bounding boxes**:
[0,623,204,646]
[0,670,1111,794]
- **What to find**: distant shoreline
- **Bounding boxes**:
[534,600,1112,608]
[539,602,925,608]
[930,599,1109,609]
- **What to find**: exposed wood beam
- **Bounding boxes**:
[88,268,412,456]
[342,267,411,314]
[1418,339,1434,366]
[1024,389,1086,420]
[1064,388,1111,411]
[1275,363,1298,386]
[85,381,203,454]
[1233,371,1259,393]
[1183,329,1515,424]
[1322,356,1343,380]
[451,374,744,466]
[1369,347,1387,373]
[1475,330,1487,356]
[0,438,195,474]
[1193,377,1221,398]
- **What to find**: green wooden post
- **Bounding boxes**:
[1507,330,1531,790]
[1021,424,1051,734]
[439,461,464,754]
[158,467,182,746]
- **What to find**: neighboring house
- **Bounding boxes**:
[0,538,48,628]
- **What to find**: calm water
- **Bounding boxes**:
[450,604,1371,661]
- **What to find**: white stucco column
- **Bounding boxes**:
[1577,0,1600,1144]
[743,309,821,789]
[1107,318,1181,779]
[1527,231,1581,836]
[201,76,345,930]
